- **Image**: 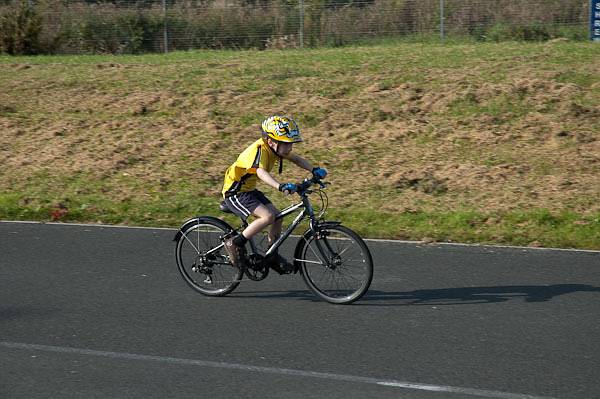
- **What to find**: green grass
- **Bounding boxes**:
[323,207,600,249]
[4,185,597,249]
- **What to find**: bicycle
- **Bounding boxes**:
[173,176,373,304]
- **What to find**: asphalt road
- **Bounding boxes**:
[1,221,599,399]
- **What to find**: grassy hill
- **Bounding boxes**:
[1,41,599,249]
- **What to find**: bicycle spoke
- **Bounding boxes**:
[300,225,373,304]
[182,230,200,254]
[176,220,243,296]
[336,245,351,257]
[196,226,200,256]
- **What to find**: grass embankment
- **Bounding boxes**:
[1,41,599,249]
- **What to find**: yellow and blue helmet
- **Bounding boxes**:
[261,115,302,143]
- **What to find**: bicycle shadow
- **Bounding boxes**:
[233,284,600,305]
[358,284,600,306]
[233,290,316,300]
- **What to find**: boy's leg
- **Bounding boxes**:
[224,206,273,269]
[240,204,276,239]
[265,203,282,246]
[223,192,291,273]
[223,192,273,268]
[261,203,293,274]
[240,204,292,275]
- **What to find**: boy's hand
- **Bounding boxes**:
[279,183,297,195]
[312,167,327,180]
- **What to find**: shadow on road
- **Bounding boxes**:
[360,284,600,306]
[233,284,600,305]
[0,306,57,321]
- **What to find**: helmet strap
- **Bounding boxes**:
[266,137,284,174]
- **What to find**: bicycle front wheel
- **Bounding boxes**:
[297,224,373,304]
[175,217,243,296]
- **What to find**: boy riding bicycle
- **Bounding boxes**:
[221,115,327,274]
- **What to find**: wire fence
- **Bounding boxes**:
[0,0,592,55]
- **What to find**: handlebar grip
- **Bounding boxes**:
[295,176,326,194]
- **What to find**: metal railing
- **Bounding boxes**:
[0,0,591,54]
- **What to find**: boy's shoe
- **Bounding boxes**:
[266,253,295,275]
[224,237,246,268]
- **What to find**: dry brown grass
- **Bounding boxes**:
[1,41,599,246]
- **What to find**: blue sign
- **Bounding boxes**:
[592,0,600,41]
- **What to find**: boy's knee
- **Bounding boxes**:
[253,204,277,225]
[257,211,276,225]
[264,212,276,225]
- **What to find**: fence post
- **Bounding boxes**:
[162,0,168,53]
[592,0,600,41]
[440,0,445,43]
[299,0,304,48]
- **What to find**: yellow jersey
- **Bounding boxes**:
[222,139,280,197]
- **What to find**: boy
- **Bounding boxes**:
[221,115,327,274]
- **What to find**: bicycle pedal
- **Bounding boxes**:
[270,263,294,275]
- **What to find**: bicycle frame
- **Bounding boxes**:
[202,195,316,258]
[251,192,339,270]
[249,195,317,258]
[202,182,337,269]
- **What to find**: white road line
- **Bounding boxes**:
[0,341,557,399]
[0,220,176,231]
[2,220,599,254]
[364,237,600,254]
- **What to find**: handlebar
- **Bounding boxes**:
[295,176,328,195]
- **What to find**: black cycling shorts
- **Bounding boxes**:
[223,190,272,219]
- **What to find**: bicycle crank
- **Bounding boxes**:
[244,254,269,281]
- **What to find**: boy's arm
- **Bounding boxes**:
[257,167,298,194]
[284,153,314,172]
[256,168,282,190]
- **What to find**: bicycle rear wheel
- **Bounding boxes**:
[297,224,373,304]
[175,217,243,296]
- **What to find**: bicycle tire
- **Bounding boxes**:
[296,224,373,304]
[175,217,243,296]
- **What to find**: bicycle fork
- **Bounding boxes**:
[300,221,342,269]
[313,233,340,269]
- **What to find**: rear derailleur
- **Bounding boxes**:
[191,256,214,284]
